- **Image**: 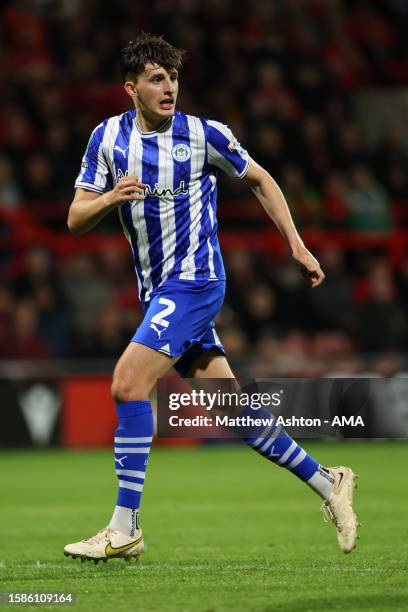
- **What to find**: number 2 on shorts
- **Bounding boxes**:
[151,298,176,328]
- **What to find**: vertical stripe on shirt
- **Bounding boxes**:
[172,113,191,276]
[179,115,206,279]
[115,115,145,296]
[194,170,217,278]
[131,128,153,302]
[158,130,176,285]
[141,136,162,295]
[206,179,216,279]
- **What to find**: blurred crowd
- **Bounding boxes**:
[0,0,408,229]
[1,0,408,371]
[0,244,407,376]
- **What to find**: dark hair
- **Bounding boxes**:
[120,33,186,82]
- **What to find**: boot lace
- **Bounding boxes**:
[83,527,114,544]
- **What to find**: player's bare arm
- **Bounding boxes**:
[67,176,146,235]
[244,160,325,288]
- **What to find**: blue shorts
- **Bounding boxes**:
[131,278,226,378]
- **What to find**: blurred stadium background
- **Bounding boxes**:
[1,0,408,449]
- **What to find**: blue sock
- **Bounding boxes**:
[112,400,154,514]
[242,406,334,498]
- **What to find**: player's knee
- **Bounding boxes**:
[111,376,149,403]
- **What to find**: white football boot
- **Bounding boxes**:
[64,526,144,564]
[321,466,359,553]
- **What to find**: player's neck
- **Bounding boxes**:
[136,110,172,134]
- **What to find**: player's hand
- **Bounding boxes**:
[107,176,146,206]
[292,246,325,288]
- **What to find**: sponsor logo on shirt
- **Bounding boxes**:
[116,169,188,199]
[145,181,188,197]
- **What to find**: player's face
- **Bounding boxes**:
[126,63,179,125]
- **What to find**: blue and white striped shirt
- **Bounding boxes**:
[75,109,250,303]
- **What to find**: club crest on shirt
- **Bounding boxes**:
[172,143,191,162]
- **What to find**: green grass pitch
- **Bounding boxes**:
[1,442,407,611]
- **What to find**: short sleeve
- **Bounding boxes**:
[74,122,113,193]
[205,120,250,179]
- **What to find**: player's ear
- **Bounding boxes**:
[124,80,138,102]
